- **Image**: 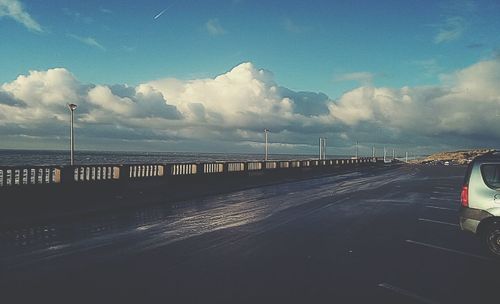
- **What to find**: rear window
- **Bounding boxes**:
[481,164,500,189]
[463,161,474,185]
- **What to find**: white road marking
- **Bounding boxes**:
[432,191,456,195]
[418,218,459,227]
[424,205,457,211]
[378,283,440,304]
[434,186,454,190]
[430,197,457,202]
[362,199,414,204]
[405,240,495,262]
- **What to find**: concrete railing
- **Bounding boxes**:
[170,163,197,176]
[0,157,378,188]
[228,163,245,172]
[203,163,224,174]
[128,164,163,179]
[0,167,61,187]
[74,165,121,182]
[247,162,263,171]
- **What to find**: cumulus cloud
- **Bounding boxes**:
[0,0,43,32]
[205,18,226,36]
[87,84,181,119]
[1,59,500,153]
[147,63,330,136]
[0,68,181,143]
[328,58,500,141]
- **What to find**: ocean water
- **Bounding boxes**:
[0,149,324,166]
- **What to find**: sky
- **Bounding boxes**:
[1,0,500,156]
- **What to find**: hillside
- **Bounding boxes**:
[420,149,494,165]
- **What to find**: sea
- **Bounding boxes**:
[0,149,331,166]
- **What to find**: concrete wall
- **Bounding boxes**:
[0,158,381,226]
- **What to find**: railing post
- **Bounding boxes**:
[61,166,76,184]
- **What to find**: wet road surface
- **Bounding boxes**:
[1,164,498,303]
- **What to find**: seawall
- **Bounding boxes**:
[0,158,382,226]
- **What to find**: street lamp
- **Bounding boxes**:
[319,137,323,160]
[323,137,327,160]
[68,103,77,165]
[355,141,359,159]
[319,137,327,160]
[264,129,270,161]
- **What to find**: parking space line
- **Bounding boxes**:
[377,283,440,304]
[434,186,456,190]
[405,240,494,262]
[430,197,457,202]
[424,206,457,211]
[418,218,459,227]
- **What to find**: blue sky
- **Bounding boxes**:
[1,0,500,155]
[3,0,499,97]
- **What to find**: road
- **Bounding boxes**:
[1,164,498,303]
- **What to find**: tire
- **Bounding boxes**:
[482,222,500,258]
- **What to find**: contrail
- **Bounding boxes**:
[153,8,167,19]
[153,1,178,20]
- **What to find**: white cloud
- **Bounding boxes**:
[0,0,43,32]
[328,59,500,140]
[205,18,226,36]
[68,34,105,50]
[99,7,112,14]
[282,18,309,34]
[2,68,79,107]
[62,8,93,24]
[148,62,300,130]
[434,16,465,43]
[0,68,181,142]
[1,59,500,153]
[334,72,374,86]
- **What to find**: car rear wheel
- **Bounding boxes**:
[482,222,500,257]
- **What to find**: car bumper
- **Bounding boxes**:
[459,207,494,234]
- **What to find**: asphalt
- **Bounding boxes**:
[1,164,498,304]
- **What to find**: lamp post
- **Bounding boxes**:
[323,137,327,160]
[68,103,77,165]
[319,137,323,160]
[355,141,359,159]
[318,137,327,160]
[264,129,270,161]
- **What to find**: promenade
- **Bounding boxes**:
[2,164,497,303]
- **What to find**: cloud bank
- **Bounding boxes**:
[1,59,500,154]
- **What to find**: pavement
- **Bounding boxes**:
[1,164,498,303]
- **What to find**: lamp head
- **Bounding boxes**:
[68,103,78,111]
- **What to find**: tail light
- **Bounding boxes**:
[460,185,468,207]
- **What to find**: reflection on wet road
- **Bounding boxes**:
[4,164,500,303]
[0,166,409,268]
